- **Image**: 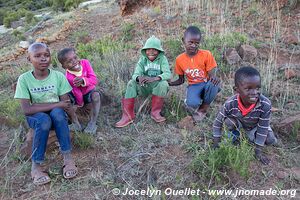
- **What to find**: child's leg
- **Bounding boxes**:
[185,82,206,121]
[185,82,206,109]
[72,87,84,107]
[66,93,82,131]
[199,81,220,113]
[49,108,77,178]
[84,91,101,134]
[151,81,169,122]
[265,127,277,145]
[26,112,52,185]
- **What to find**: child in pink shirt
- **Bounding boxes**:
[58,48,101,134]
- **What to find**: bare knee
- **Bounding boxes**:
[92,92,101,103]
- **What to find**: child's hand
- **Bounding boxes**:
[73,77,84,87]
[57,99,71,109]
[212,137,221,149]
[138,76,160,85]
[145,77,160,83]
[255,146,270,165]
[209,75,220,86]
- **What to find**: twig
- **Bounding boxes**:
[117,152,152,170]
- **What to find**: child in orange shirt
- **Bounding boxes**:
[169,26,221,122]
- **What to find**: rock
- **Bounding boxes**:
[282,34,299,45]
[177,116,195,130]
[224,48,242,65]
[291,167,300,181]
[20,129,74,159]
[238,44,258,62]
[78,0,106,8]
[275,113,300,139]
[285,68,297,79]
[0,25,13,34]
[276,170,289,179]
[19,41,30,49]
[284,101,298,110]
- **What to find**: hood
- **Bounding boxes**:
[141,35,164,57]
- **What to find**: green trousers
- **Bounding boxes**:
[124,79,169,98]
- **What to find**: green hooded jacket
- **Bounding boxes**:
[132,36,171,81]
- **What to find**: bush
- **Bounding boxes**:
[165,38,184,62]
[74,132,94,149]
[190,138,254,182]
[3,8,34,28]
[51,0,84,11]
[0,97,25,127]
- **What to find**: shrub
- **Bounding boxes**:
[164,93,188,122]
[121,22,135,42]
[73,132,94,149]
[0,96,25,127]
[51,0,84,11]
[164,38,184,62]
[190,138,254,182]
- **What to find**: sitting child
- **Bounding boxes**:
[57,48,101,134]
[115,35,171,127]
[213,66,277,165]
[168,26,220,122]
[14,42,77,185]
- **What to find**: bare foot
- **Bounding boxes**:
[83,121,97,135]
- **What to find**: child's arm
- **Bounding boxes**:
[208,67,220,86]
[20,99,71,116]
[132,58,145,84]
[254,102,272,165]
[80,60,98,87]
[212,104,227,148]
[168,75,184,86]
[157,56,171,81]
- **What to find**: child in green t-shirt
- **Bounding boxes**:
[14,42,77,185]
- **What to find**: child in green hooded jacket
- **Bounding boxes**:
[115,36,171,127]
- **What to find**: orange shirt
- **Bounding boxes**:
[174,50,217,85]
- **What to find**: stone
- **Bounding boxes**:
[78,0,105,8]
[224,48,242,65]
[0,25,12,34]
[282,34,299,45]
[238,44,258,62]
[285,68,297,79]
[276,170,289,179]
[291,167,300,181]
[19,41,30,49]
[177,116,195,131]
[275,113,300,140]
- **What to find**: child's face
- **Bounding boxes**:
[28,47,51,70]
[145,48,159,61]
[235,75,261,107]
[61,50,81,71]
[183,33,201,56]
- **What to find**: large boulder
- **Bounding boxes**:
[238,44,258,62]
[224,48,242,65]
[275,113,300,141]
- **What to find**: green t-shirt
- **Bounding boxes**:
[14,69,72,103]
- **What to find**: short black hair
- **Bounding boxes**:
[234,66,261,86]
[57,48,75,64]
[28,42,48,54]
[184,26,201,39]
